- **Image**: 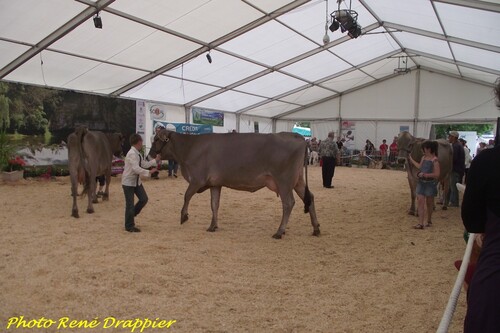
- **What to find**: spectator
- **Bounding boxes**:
[460,138,472,184]
[476,142,487,156]
[379,139,388,161]
[389,136,399,163]
[364,139,375,155]
[446,131,465,207]
[408,140,440,229]
[168,160,178,178]
[461,144,500,332]
[319,132,339,189]
[486,139,495,149]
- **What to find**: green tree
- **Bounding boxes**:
[434,124,494,139]
[0,95,9,130]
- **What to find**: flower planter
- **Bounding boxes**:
[1,170,24,182]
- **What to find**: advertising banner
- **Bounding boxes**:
[340,120,356,151]
[153,121,212,135]
[192,107,224,127]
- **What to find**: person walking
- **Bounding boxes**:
[319,131,339,188]
[447,130,465,207]
[122,133,161,233]
[408,140,441,229]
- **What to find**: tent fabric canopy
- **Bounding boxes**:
[0,0,499,119]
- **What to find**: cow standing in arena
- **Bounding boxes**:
[152,130,320,239]
[68,127,123,218]
[397,131,453,215]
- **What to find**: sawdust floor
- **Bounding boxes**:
[0,166,467,332]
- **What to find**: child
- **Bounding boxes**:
[409,140,441,229]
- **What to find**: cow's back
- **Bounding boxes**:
[82,131,113,174]
[192,132,305,170]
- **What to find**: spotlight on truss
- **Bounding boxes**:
[93,12,102,29]
[329,7,362,39]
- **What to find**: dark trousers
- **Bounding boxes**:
[447,171,462,206]
[123,184,148,230]
[168,160,178,176]
[322,156,336,187]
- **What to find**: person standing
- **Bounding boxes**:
[447,131,465,207]
[168,159,178,178]
[462,144,500,332]
[122,133,161,232]
[319,132,339,188]
[379,139,388,161]
[408,140,441,229]
[389,136,399,163]
[460,138,472,184]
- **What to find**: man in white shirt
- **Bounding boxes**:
[122,133,161,232]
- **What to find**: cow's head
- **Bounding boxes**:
[153,129,175,160]
[396,131,413,164]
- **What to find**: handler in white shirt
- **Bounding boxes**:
[122,133,161,232]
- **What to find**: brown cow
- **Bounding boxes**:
[68,127,116,218]
[397,131,453,215]
[152,130,320,239]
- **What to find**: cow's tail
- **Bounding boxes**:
[75,126,90,197]
[304,146,312,214]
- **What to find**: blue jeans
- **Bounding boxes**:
[168,160,178,176]
[447,172,461,206]
[122,184,148,230]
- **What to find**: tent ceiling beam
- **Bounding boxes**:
[186,22,381,108]
[236,83,316,115]
[405,48,500,77]
[111,0,310,97]
[0,0,116,79]
[383,22,500,54]
[432,0,500,13]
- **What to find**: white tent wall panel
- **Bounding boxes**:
[418,71,499,121]
[340,72,417,120]
[310,121,340,140]
[239,116,273,134]
[281,97,340,120]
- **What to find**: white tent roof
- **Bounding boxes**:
[1,0,499,119]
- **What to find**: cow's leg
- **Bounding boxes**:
[103,170,111,201]
[87,174,96,214]
[442,177,449,210]
[207,186,222,232]
[70,172,79,218]
[180,182,201,224]
[407,172,417,215]
[273,190,295,239]
[294,179,320,236]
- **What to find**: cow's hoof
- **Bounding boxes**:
[180,214,189,224]
[102,194,109,201]
[312,229,321,237]
[87,208,94,214]
[72,211,79,218]
[92,199,98,204]
[442,206,448,210]
[206,226,218,232]
[272,233,283,239]
[408,211,416,216]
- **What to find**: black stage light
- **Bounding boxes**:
[348,24,362,39]
[329,20,339,32]
[93,13,102,29]
[206,53,212,64]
